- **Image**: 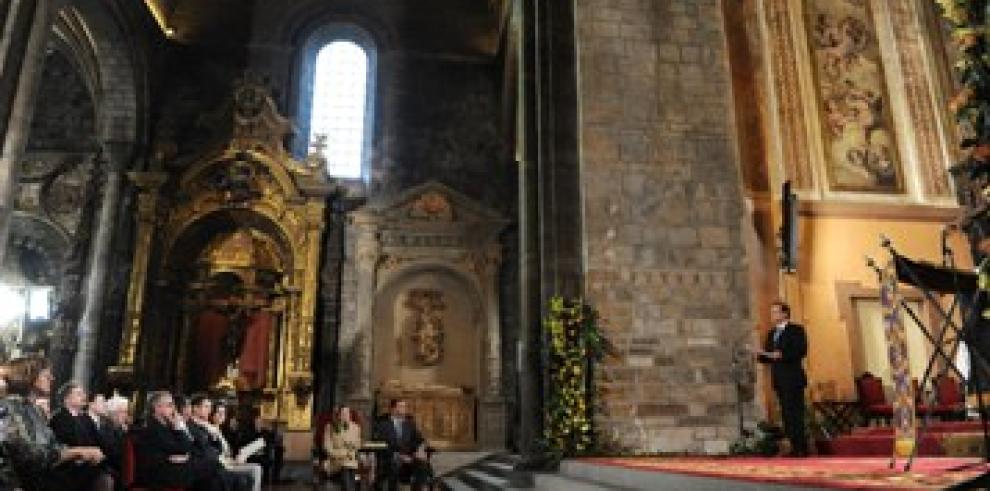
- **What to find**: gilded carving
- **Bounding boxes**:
[887,0,952,196]
[766,0,815,189]
[115,81,329,429]
[114,172,167,369]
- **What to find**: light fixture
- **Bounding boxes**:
[143,0,175,39]
[0,285,25,325]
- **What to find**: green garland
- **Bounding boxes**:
[936,1,990,255]
[542,296,607,457]
[936,0,990,151]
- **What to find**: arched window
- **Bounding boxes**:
[297,25,376,181]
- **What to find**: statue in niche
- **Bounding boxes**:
[404,289,446,366]
[189,230,282,391]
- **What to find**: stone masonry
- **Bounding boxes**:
[577,0,754,453]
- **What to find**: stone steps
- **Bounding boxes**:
[440,453,531,490]
[439,453,641,490]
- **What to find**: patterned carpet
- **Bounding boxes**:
[580,456,990,490]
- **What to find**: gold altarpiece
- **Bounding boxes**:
[108,79,333,430]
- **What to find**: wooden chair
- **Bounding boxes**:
[856,372,893,425]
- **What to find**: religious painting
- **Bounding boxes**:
[404,289,446,366]
[805,0,904,193]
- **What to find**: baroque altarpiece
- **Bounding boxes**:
[108,79,332,429]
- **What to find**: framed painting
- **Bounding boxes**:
[805,0,905,193]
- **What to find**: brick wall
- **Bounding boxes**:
[576,0,753,453]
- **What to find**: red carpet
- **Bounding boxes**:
[581,456,989,490]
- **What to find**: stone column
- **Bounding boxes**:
[516,0,584,457]
[338,213,378,417]
[72,143,129,387]
[0,0,53,267]
[479,244,507,449]
[516,0,541,455]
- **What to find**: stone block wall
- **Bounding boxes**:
[576,0,754,453]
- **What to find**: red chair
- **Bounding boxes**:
[122,434,186,491]
[934,374,966,420]
[856,372,893,425]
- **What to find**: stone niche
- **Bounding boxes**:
[338,181,507,450]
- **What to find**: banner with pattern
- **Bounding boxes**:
[881,259,916,458]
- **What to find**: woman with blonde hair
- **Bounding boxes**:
[323,405,363,491]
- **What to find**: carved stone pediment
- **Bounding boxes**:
[353,181,507,247]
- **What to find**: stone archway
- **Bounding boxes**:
[373,264,484,449]
[339,181,508,449]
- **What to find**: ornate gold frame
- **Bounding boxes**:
[109,78,333,429]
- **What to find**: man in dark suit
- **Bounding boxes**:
[134,391,224,491]
[373,399,431,491]
[757,301,808,457]
[49,382,110,490]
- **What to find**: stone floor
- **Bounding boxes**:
[266,452,490,490]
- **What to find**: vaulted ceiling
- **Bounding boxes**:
[143,0,508,57]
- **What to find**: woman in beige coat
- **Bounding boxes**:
[324,405,363,490]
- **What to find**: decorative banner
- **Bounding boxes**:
[881,259,916,458]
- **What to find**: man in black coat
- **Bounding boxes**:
[133,391,224,491]
[49,382,109,490]
[757,301,809,457]
[373,399,431,491]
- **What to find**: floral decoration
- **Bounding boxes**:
[542,296,607,457]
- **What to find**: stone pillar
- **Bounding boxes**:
[479,244,507,449]
[0,0,52,267]
[338,213,378,417]
[72,143,129,387]
[515,0,584,457]
[576,0,752,453]
[535,0,583,301]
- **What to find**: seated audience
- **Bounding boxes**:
[0,356,104,490]
[100,394,129,477]
[322,405,363,491]
[33,397,50,421]
[188,395,256,491]
[243,409,285,484]
[209,401,262,491]
[105,395,130,431]
[49,382,114,491]
[132,390,224,491]
[220,408,242,452]
[373,399,432,491]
